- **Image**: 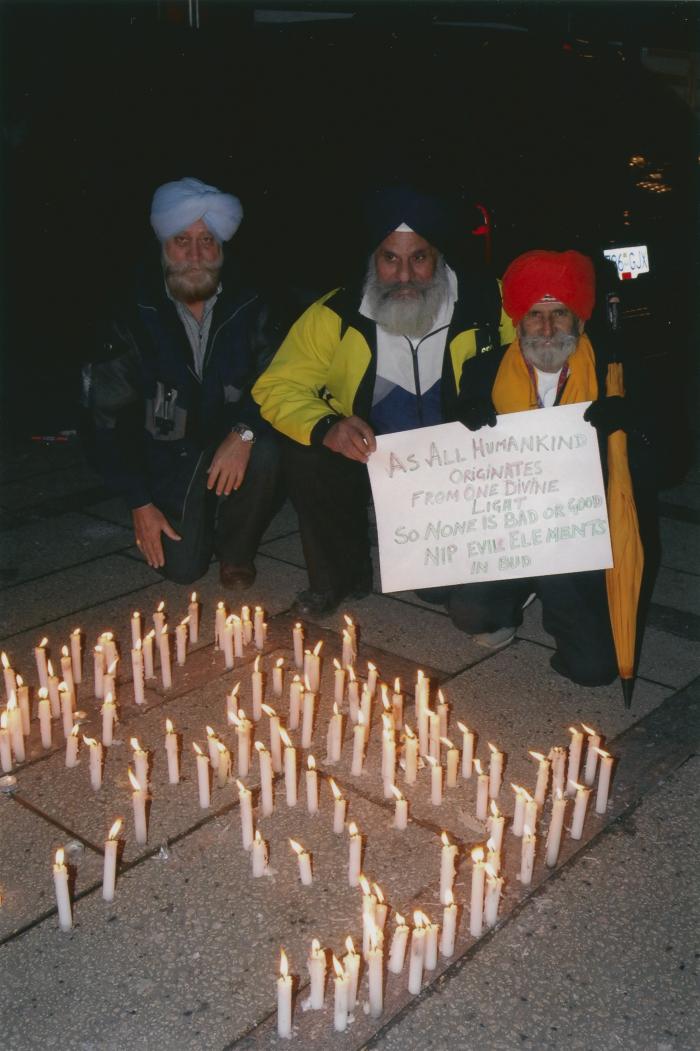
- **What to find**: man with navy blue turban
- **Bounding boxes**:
[83,177,282,588]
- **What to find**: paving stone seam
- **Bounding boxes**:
[0,543,137,593]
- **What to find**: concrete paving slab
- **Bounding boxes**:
[650,565,700,617]
[0,512,132,587]
[0,440,86,484]
[659,518,700,575]
[261,499,300,542]
[259,531,307,570]
[0,459,104,511]
[81,496,134,528]
[658,480,700,512]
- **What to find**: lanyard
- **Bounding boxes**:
[521,350,570,409]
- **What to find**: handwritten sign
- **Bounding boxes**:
[367,404,613,593]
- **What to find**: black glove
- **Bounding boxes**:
[459,397,497,431]
[583,396,636,436]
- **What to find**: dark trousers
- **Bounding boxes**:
[282,439,372,596]
[159,430,283,585]
[445,571,618,686]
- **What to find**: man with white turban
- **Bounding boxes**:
[83,177,282,588]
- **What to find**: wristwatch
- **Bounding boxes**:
[232,423,256,444]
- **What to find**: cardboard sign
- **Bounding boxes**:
[367,404,613,594]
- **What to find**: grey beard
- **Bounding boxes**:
[520,331,579,373]
[363,257,449,340]
[163,252,222,304]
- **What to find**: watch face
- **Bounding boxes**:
[236,426,254,442]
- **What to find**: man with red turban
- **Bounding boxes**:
[449,249,656,687]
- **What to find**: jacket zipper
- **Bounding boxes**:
[405,324,450,427]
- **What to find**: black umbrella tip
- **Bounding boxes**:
[621,677,635,709]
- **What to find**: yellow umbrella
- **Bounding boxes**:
[604,362,644,707]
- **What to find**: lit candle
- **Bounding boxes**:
[289,838,313,885]
[262,703,282,772]
[392,785,408,830]
[474,758,489,820]
[251,656,264,720]
[595,749,614,813]
[37,693,51,752]
[391,677,404,727]
[272,657,285,698]
[222,615,235,669]
[374,882,388,934]
[520,825,536,885]
[15,675,30,735]
[426,755,443,805]
[403,724,418,784]
[388,912,409,973]
[511,783,526,836]
[60,645,74,695]
[252,828,268,876]
[164,719,179,784]
[343,613,357,663]
[486,835,500,875]
[131,640,145,706]
[566,726,584,794]
[0,712,13,772]
[549,745,567,797]
[439,831,458,904]
[444,737,459,788]
[488,801,505,854]
[254,605,266,650]
[332,956,349,1032]
[428,708,440,761]
[216,741,231,787]
[237,780,254,849]
[84,735,102,790]
[359,875,376,958]
[304,641,323,693]
[360,683,372,730]
[131,611,142,649]
[129,768,148,845]
[414,669,427,715]
[457,721,474,778]
[175,617,189,666]
[441,889,458,956]
[367,923,384,1018]
[242,603,252,642]
[65,723,80,768]
[488,742,504,799]
[288,675,302,730]
[103,659,118,705]
[306,755,319,814]
[188,592,199,644]
[34,637,49,690]
[193,743,211,809]
[343,936,360,1009]
[469,846,486,937]
[530,750,551,808]
[101,691,116,746]
[569,782,591,839]
[424,915,439,971]
[583,723,602,786]
[326,702,343,763]
[280,728,297,807]
[52,847,72,931]
[347,821,362,886]
[307,938,326,1009]
[365,661,378,699]
[70,628,82,683]
[47,660,60,717]
[329,778,346,834]
[153,600,166,634]
[255,741,274,816]
[331,659,345,708]
[292,622,304,668]
[347,667,359,722]
[301,682,315,749]
[234,612,245,656]
[382,718,396,797]
[234,709,252,777]
[417,703,429,757]
[7,694,25,762]
[159,627,172,689]
[484,863,504,927]
[127,737,148,787]
[524,790,538,836]
[351,713,366,776]
[142,630,155,680]
[546,789,567,867]
[408,912,426,994]
[214,601,226,650]
[100,631,118,668]
[277,949,293,1039]
[102,818,122,902]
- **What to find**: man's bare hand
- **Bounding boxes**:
[322,415,377,462]
[207,432,252,496]
[132,503,181,569]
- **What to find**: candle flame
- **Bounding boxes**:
[471,846,485,863]
[7,693,17,712]
[416,669,424,682]
[241,605,250,622]
[47,659,54,675]
[523,824,533,838]
[358,874,371,896]
[457,721,469,734]
[510,782,524,795]
[345,935,356,955]
[190,592,197,603]
[344,614,353,628]
[486,837,496,852]
[391,785,403,801]
[254,829,262,844]
[108,818,122,840]
[441,831,451,847]
[329,778,342,801]
[261,704,276,717]
[437,689,445,704]
[254,655,260,673]
[146,629,155,641]
[130,737,142,752]
[307,755,316,771]
[227,710,240,727]
[595,748,611,759]
[484,863,498,879]
[231,682,240,697]
[404,724,415,739]
[166,718,174,734]
[313,641,323,656]
[72,628,80,637]
[488,741,499,754]
[276,657,284,669]
[226,614,235,627]
[216,741,228,756]
[381,685,390,709]
[193,742,204,756]
[39,637,48,648]
[348,821,359,837]
[332,955,344,979]
[279,727,293,749]
[254,741,267,754]
[333,658,341,671]
[348,666,356,683]
[70,724,80,738]
[425,755,437,768]
[571,781,586,793]
[529,750,546,762]
[0,652,9,669]
[179,616,189,628]
[83,736,97,747]
[569,726,581,736]
[236,779,248,794]
[582,723,597,735]
[367,661,376,673]
[304,675,311,692]
[55,847,65,866]
[474,758,483,775]
[128,768,142,791]
[490,801,500,818]
[413,911,424,928]
[0,712,7,730]
[134,639,142,653]
[440,737,454,749]
[160,626,167,638]
[58,681,68,694]
[395,912,405,926]
[333,702,340,717]
[61,645,69,658]
[16,675,23,687]
[311,937,321,954]
[279,948,288,977]
[157,601,165,613]
[289,838,305,856]
[373,883,384,904]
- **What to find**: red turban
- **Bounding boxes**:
[502,250,596,324]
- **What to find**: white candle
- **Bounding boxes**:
[306,755,319,813]
[366,661,378,699]
[218,746,231,791]
[301,685,315,749]
[403,725,418,784]
[333,659,345,706]
[392,786,408,830]
[392,678,404,728]
[304,641,322,693]
[367,925,384,1018]
[131,611,142,649]
[277,949,293,1038]
[255,741,274,816]
[235,710,252,777]
[288,675,302,730]
[441,892,458,956]
[222,616,235,669]
[251,656,264,720]
[34,637,49,690]
[272,658,284,698]
[549,746,567,797]
[343,613,357,661]
[347,668,360,722]
[175,618,189,666]
[57,683,73,740]
[101,692,116,746]
[530,750,551,808]
[60,646,74,695]
[424,918,439,971]
[47,663,60,717]
[351,715,366,776]
[595,749,614,813]
[511,783,526,837]
[566,726,584,794]
[417,704,429,757]
[193,743,211,809]
[374,883,388,934]
[388,913,409,973]
[347,821,362,886]
[129,768,148,845]
[488,801,505,854]
[407,913,426,994]
[7,695,25,762]
[214,601,226,649]
[70,629,82,683]
[436,689,449,738]
[382,723,396,796]
[164,719,179,784]
[329,779,346,834]
[484,863,504,927]
[469,847,486,937]
[343,937,360,1008]
[52,847,73,931]
[280,728,297,807]
[188,592,199,643]
[428,757,443,805]
[127,737,147,787]
[332,956,349,1032]
[159,627,172,689]
[439,831,458,904]
[444,738,459,788]
[142,630,155,680]
[326,702,343,763]
[234,612,246,655]
[546,789,567,867]
[65,724,80,768]
[237,780,254,850]
[15,676,30,736]
[152,601,166,635]
[524,792,538,837]
[131,641,145,705]
[102,818,122,902]
[486,836,500,876]
[292,622,304,668]
[307,938,326,1009]
[262,704,282,772]
[252,828,268,876]
[474,759,489,820]
[205,726,218,770]
[290,838,313,885]
[520,825,536,884]
[84,735,102,790]
[488,742,504,799]
[582,723,602,785]
[100,631,117,668]
[570,782,591,839]
[428,709,440,761]
[253,605,265,650]
[359,875,376,958]
[103,660,118,705]
[0,712,13,772]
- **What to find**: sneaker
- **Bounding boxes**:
[471,626,516,650]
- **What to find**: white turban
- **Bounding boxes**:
[150,177,243,242]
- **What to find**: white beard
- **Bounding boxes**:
[363,256,450,340]
[520,331,579,373]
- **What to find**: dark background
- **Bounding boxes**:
[1,0,698,444]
